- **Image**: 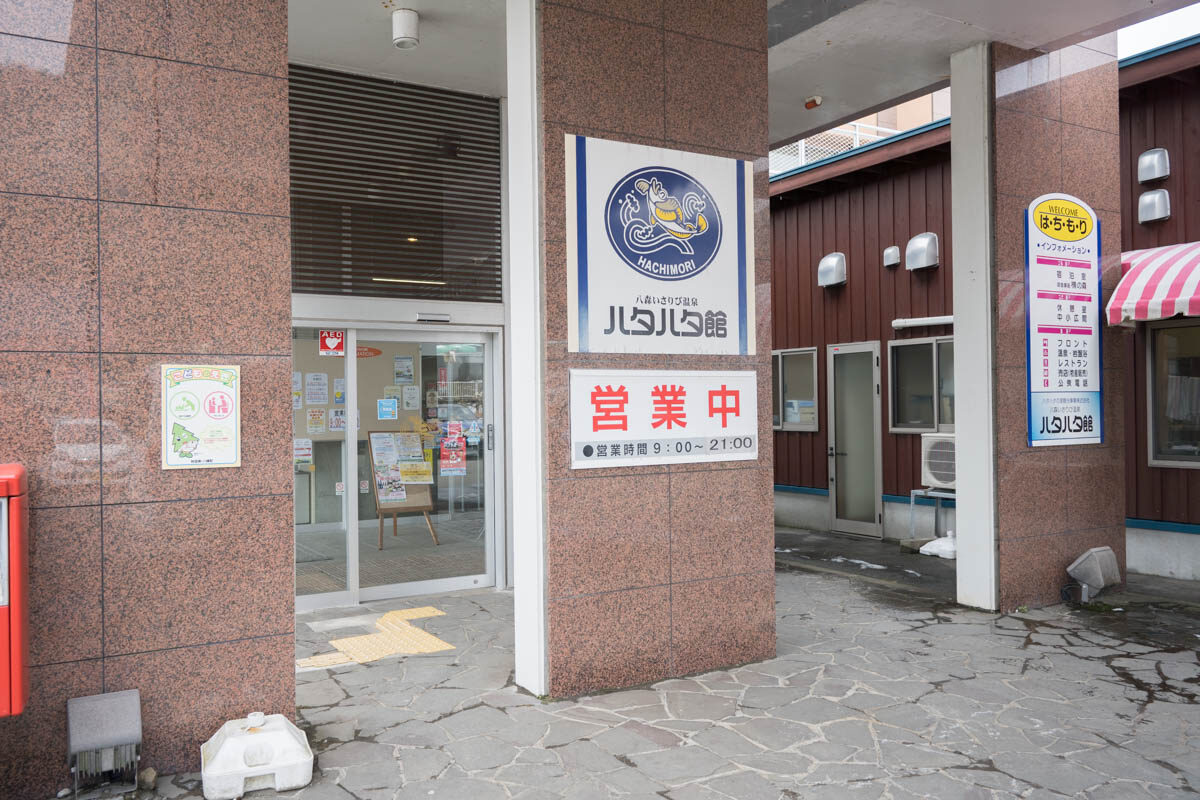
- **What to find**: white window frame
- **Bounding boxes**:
[1146,318,1200,469]
[887,335,955,434]
[772,347,819,432]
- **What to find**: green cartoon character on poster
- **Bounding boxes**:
[170,422,200,459]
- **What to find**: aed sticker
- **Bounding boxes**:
[1032,197,1093,242]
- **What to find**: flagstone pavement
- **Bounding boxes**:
[145,570,1198,800]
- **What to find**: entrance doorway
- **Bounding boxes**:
[292,325,503,610]
[827,342,882,537]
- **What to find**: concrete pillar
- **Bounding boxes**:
[952,39,1125,611]
[535,1,775,696]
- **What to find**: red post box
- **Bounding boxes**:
[0,463,28,717]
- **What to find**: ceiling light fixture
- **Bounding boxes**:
[392,9,419,50]
[372,277,446,286]
[406,236,419,243]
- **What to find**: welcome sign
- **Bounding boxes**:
[565,135,755,355]
[1024,193,1103,446]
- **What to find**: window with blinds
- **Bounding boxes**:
[289,65,503,303]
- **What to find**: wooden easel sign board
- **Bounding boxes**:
[367,431,438,548]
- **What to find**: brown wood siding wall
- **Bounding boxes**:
[1120,67,1200,524]
[771,148,952,494]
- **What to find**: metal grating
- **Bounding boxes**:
[289,65,503,302]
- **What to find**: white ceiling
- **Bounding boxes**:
[288,1,1192,144]
[288,0,505,97]
[768,0,1195,146]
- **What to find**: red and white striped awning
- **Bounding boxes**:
[1107,241,1200,326]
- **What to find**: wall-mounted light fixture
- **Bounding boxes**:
[1137,147,1170,183]
[882,245,900,268]
[905,232,939,270]
[817,252,847,287]
[1138,189,1171,223]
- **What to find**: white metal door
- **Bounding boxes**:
[827,342,882,537]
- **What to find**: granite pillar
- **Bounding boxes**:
[538,0,775,696]
[957,38,1125,612]
[0,1,292,794]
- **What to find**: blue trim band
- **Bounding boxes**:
[768,118,950,183]
[883,493,955,508]
[774,484,828,496]
[773,485,956,508]
[1127,518,1200,536]
[575,136,589,351]
[736,160,748,354]
[1119,33,1200,68]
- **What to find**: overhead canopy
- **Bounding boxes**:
[1106,241,1200,326]
[768,0,1194,147]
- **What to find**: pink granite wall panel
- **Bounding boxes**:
[0,194,98,352]
[0,1,292,793]
[540,0,773,696]
[990,43,1124,611]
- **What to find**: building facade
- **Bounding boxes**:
[771,37,1200,583]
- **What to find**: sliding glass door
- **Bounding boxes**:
[293,326,499,609]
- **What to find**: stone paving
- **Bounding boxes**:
[146,570,1198,800]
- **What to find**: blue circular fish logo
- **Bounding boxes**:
[604,167,722,281]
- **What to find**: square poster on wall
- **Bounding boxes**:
[565,135,755,355]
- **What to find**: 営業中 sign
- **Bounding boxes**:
[161,365,241,469]
[566,135,755,355]
[1025,193,1103,446]
[569,369,757,469]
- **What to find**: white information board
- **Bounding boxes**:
[569,369,757,469]
[1024,193,1103,446]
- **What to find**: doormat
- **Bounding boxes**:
[295,542,333,564]
[296,606,454,668]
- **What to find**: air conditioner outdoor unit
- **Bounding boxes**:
[920,433,956,490]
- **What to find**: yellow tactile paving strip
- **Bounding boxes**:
[296,606,454,669]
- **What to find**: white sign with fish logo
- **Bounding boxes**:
[566,135,755,355]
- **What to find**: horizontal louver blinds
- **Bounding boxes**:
[289,65,503,302]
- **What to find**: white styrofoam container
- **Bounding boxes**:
[201,712,313,800]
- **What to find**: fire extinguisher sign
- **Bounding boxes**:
[319,330,345,357]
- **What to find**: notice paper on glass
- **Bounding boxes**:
[305,372,328,405]
[293,437,313,466]
[394,355,415,384]
[402,384,421,411]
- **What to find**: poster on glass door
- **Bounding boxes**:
[565,135,755,355]
[1024,193,1103,446]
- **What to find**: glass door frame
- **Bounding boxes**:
[826,341,883,538]
[292,313,507,613]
